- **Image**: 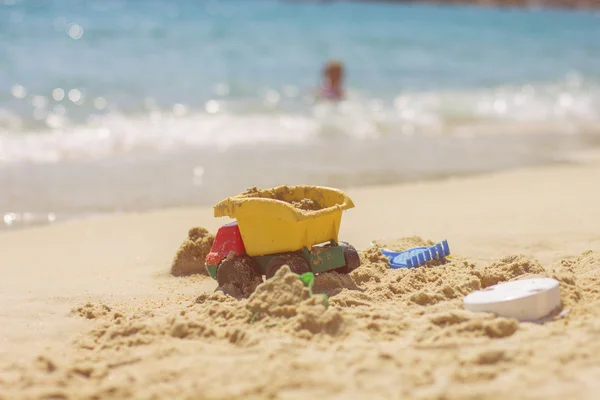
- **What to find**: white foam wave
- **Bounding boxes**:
[1,81,599,164]
[0,113,317,164]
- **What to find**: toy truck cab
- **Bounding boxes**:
[205,222,246,279]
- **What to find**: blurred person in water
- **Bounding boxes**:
[319,60,344,101]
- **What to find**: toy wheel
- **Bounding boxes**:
[335,242,361,274]
[216,256,263,298]
[266,253,310,279]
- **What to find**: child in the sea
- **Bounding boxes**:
[319,60,344,101]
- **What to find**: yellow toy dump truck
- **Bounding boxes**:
[205,185,361,296]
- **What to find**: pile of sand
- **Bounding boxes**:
[290,198,321,211]
[245,266,344,338]
[241,186,323,211]
[2,237,600,399]
[170,227,214,276]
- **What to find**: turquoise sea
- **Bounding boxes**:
[1,0,600,228]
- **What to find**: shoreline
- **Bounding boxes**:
[2,147,599,261]
[1,140,595,232]
[0,164,569,232]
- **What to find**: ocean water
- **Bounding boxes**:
[2,0,600,228]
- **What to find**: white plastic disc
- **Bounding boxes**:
[463,278,561,322]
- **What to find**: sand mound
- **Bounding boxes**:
[71,303,113,319]
[551,250,600,312]
[66,267,343,359]
[312,270,360,297]
[246,266,345,338]
[247,266,313,314]
[170,227,214,276]
[4,237,600,399]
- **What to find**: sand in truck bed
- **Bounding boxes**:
[242,186,323,211]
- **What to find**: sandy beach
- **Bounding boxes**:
[3,2,600,399]
[1,149,599,399]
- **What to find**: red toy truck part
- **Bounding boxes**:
[205,221,246,267]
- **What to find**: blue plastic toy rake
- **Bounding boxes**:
[381,240,450,269]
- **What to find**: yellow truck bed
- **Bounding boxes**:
[213,185,355,257]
